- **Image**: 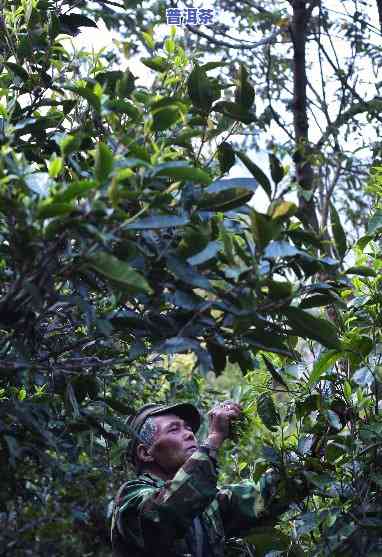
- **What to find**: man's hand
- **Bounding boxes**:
[206,401,242,449]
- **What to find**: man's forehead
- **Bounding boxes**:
[152,413,188,429]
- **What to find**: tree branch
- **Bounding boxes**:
[265,47,294,141]
[316,98,382,150]
[376,0,382,33]
[185,25,281,50]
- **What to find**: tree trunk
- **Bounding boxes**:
[291,0,319,232]
[376,0,382,33]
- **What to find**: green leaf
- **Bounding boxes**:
[217,142,236,174]
[153,161,210,184]
[219,224,235,264]
[268,279,293,299]
[95,143,113,183]
[271,201,297,220]
[330,204,347,259]
[104,99,140,119]
[257,393,280,431]
[198,178,258,211]
[299,293,345,310]
[345,266,376,277]
[187,64,219,111]
[264,240,300,258]
[344,380,352,400]
[87,252,152,293]
[231,349,254,374]
[37,202,73,219]
[288,228,324,249]
[269,153,284,184]
[235,151,272,198]
[345,335,373,357]
[167,129,201,147]
[48,155,63,178]
[213,101,255,124]
[234,64,255,110]
[283,307,341,350]
[294,512,322,537]
[243,331,293,358]
[367,209,382,234]
[116,70,136,97]
[178,224,210,259]
[152,106,181,131]
[60,134,83,157]
[187,241,222,265]
[5,62,29,82]
[14,115,62,136]
[262,355,289,389]
[141,31,155,49]
[52,180,98,203]
[251,210,280,250]
[95,70,123,94]
[356,234,372,250]
[150,96,187,111]
[325,410,342,430]
[142,56,171,72]
[206,341,226,375]
[124,214,190,230]
[200,61,227,72]
[153,336,212,374]
[72,85,101,112]
[308,349,343,387]
[164,38,175,54]
[59,14,97,30]
[166,255,213,292]
[207,178,258,192]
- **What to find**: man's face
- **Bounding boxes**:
[148,413,198,474]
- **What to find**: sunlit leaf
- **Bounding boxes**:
[153,161,210,184]
[142,56,171,72]
[87,252,152,293]
[95,142,113,183]
[330,203,347,259]
[308,350,343,387]
[124,214,189,229]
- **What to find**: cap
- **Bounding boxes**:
[126,401,201,464]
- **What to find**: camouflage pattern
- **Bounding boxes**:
[111,447,280,557]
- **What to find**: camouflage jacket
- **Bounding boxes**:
[111,447,280,557]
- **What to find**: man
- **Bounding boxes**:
[111,401,288,557]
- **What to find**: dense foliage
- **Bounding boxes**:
[118,0,382,235]
[1,1,382,556]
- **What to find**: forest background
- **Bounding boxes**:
[2,0,382,555]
